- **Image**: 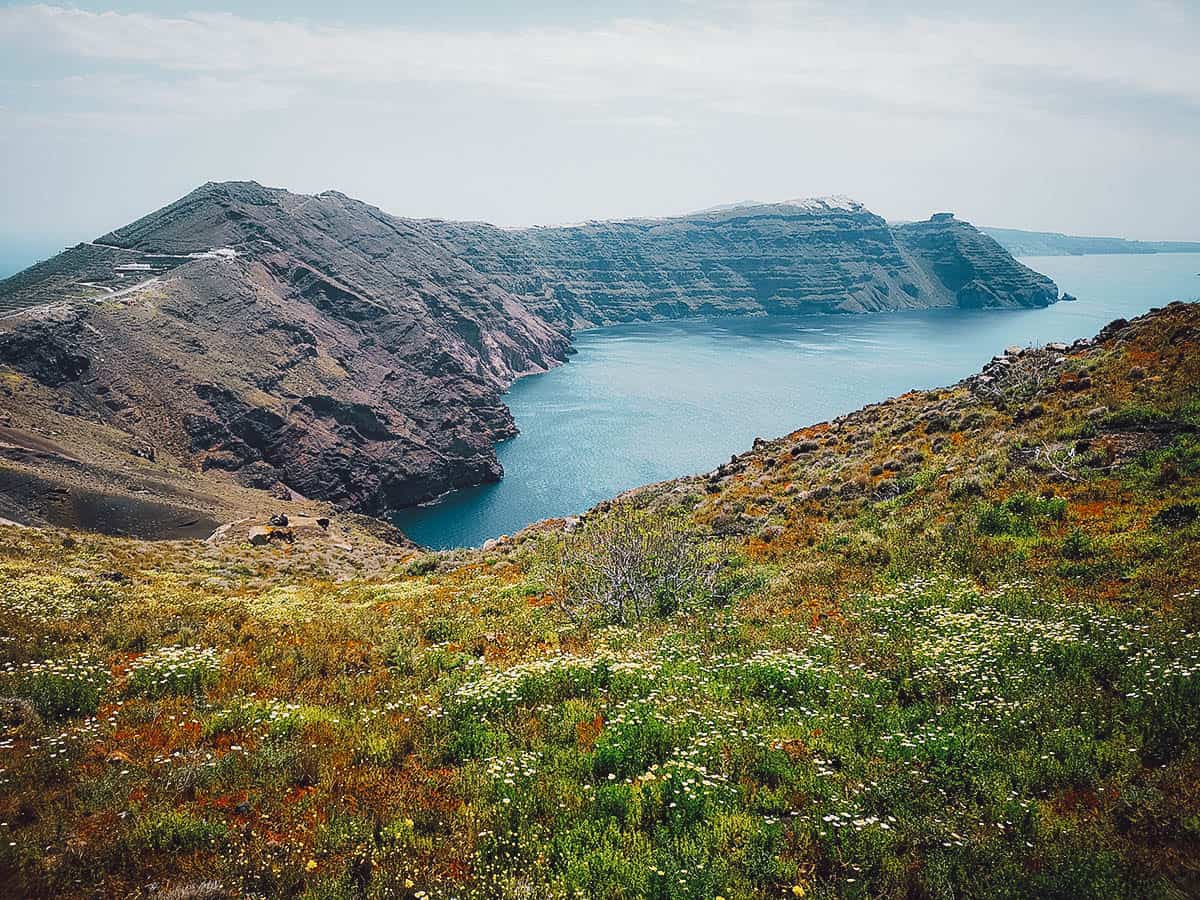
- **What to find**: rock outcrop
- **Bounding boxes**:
[0,183,1059,521]
[893,215,1059,310]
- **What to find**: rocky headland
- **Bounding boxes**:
[0,183,1058,533]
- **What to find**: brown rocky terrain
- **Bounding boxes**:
[0,183,1058,536]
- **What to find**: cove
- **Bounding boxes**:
[393,253,1200,548]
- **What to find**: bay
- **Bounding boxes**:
[393,253,1200,548]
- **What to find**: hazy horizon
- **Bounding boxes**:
[2,0,1198,268]
[4,189,1198,280]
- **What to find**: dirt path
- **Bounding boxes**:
[0,276,160,321]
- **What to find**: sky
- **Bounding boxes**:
[1,0,1198,269]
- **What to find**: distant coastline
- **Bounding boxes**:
[983,226,1200,257]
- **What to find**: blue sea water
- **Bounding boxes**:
[394,253,1200,548]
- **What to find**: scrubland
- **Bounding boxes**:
[1,304,1198,898]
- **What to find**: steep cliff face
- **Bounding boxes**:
[435,199,1058,324]
[894,215,1059,309]
[1,183,572,516]
[0,183,1058,523]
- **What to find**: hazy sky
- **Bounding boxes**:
[1,0,1197,262]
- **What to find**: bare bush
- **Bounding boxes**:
[150,881,227,900]
[536,505,729,625]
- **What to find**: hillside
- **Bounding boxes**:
[0,302,1196,898]
[983,226,1200,257]
[0,184,1057,529]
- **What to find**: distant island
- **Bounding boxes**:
[983,226,1200,257]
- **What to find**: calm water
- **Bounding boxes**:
[393,253,1200,548]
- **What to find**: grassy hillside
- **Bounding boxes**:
[1,303,1198,898]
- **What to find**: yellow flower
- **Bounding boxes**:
[404,878,414,889]
[404,817,415,829]
[306,860,318,872]
[792,886,806,898]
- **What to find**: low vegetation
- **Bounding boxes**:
[1,304,1198,898]
[535,506,740,626]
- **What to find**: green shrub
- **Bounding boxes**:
[126,646,219,698]
[422,616,459,643]
[948,475,986,500]
[443,717,507,763]
[1126,643,1200,763]
[552,820,650,899]
[201,698,276,738]
[977,493,1066,536]
[1061,528,1097,561]
[654,758,734,826]
[405,554,440,576]
[722,648,835,704]
[451,654,618,718]
[16,656,108,720]
[315,812,374,854]
[1101,404,1174,430]
[265,703,341,739]
[1024,845,1130,899]
[1123,437,1200,489]
[129,809,226,851]
[593,709,673,779]
[1102,398,1200,432]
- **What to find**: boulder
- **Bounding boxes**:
[248,525,294,546]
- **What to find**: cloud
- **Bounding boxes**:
[0,2,1196,240]
[0,2,1195,134]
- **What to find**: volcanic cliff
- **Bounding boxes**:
[0,182,1058,530]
